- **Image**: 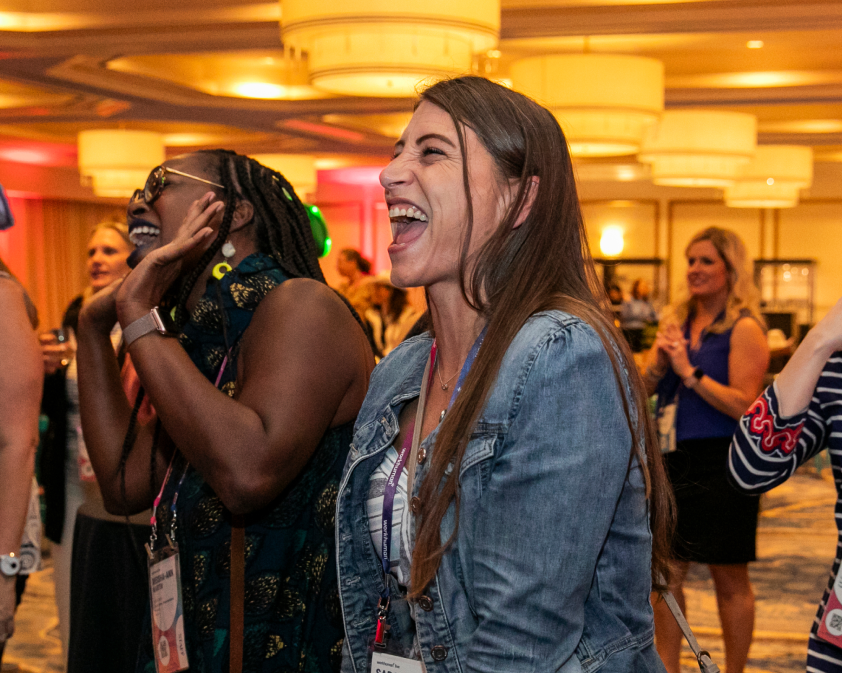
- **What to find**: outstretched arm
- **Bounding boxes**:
[729,296,842,493]
[774,295,842,417]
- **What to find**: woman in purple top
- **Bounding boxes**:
[642,227,769,673]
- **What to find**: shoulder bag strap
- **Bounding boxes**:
[660,590,721,673]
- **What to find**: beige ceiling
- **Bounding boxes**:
[0,0,837,168]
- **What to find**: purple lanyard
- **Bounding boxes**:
[378,421,416,590]
[377,326,487,599]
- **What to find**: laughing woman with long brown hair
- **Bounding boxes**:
[335,76,673,673]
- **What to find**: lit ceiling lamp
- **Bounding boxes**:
[510,54,664,157]
[638,110,757,187]
[724,145,813,208]
[280,0,500,97]
[252,154,317,198]
[78,130,165,198]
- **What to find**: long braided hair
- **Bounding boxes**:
[117,150,336,513]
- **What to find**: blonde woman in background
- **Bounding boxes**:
[39,220,150,672]
[643,227,769,673]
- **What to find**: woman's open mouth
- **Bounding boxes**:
[127,218,161,268]
[389,205,428,246]
[128,219,161,249]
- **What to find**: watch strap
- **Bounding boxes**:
[123,307,167,347]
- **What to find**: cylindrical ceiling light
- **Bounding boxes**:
[78,130,165,198]
[252,154,317,198]
[638,110,757,187]
[724,145,813,208]
[510,54,664,157]
[280,0,500,97]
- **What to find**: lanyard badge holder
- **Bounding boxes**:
[144,351,232,672]
[369,329,486,673]
[146,461,190,673]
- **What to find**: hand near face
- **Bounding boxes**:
[78,278,124,337]
[116,192,222,326]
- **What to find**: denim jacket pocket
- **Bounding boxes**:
[458,433,499,498]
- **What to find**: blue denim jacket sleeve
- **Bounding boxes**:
[463,321,634,672]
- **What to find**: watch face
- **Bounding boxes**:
[155,306,177,334]
[0,554,20,576]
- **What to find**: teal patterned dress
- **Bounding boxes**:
[138,253,350,672]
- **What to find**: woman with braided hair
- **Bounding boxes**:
[76,150,374,672]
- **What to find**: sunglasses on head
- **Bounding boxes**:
[130,165,225,207]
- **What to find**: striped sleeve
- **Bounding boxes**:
[728,378,827,493]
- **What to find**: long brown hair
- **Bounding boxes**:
[410,76,674,597]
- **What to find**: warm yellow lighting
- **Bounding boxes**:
[107,52,326,102]
[600,225,625,257]
[322,112,413,139]
[638,110,757,187]
[280,0,500,97]
[724,145,813,208]
[510,54,663,157]
[78,130,165,198]
[251,154,317,198]
[668,70,833,89]
[0,11,83,31]
[814,148,842,162]
[232,82,288,99]
[747,40,764,49]
[758,119,842,134]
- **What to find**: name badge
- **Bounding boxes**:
[371,652,423,673]
[819,569,842,647]
[147,538,189,672]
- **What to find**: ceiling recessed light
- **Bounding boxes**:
[747,40,764,49]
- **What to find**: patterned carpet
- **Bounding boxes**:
[680,467,838,673]
[1,468,838,673]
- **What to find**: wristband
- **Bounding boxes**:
[123,307,172,347]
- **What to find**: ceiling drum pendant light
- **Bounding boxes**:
[280,0,500,97]
[510,54,664,157]
[251,154,317,198]
[638,110,757,187]
[724,145,813,208]
[78,130,165,198]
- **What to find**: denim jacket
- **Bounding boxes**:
[336,311,665,673]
